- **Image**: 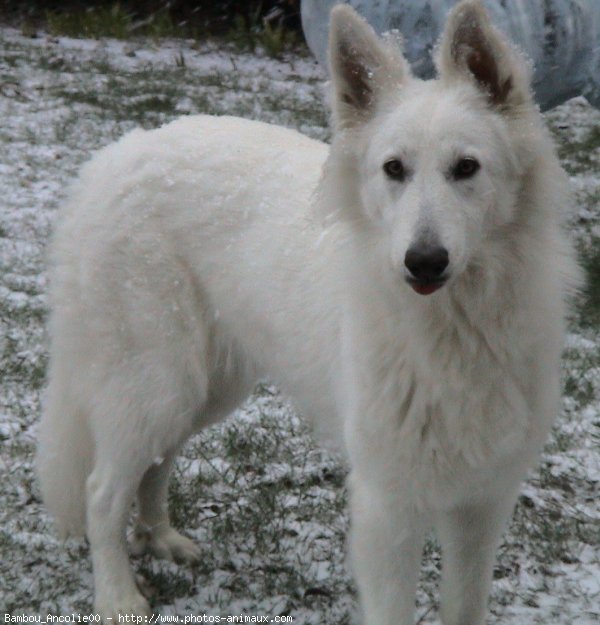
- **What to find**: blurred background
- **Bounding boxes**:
[0,1,303,50]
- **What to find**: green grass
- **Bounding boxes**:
[163,408,351,612]
[576,239,600,327]
[47,4,134,40]
[555,125,600,175]
[42,2,298,58]
[46,3,183,41]
[45,55,327,136]
[228,10,298,58]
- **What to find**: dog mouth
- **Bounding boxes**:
[406,277,447,296]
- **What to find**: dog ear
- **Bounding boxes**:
[329,5,409,128]
[436,0,531,111]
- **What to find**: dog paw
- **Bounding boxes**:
[130,525,202,563]
[95,589,151,624]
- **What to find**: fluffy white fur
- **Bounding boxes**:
[37,1,580,623]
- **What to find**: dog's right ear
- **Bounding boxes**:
[328,5,409,129]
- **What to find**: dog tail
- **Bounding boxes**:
[37,369,93,538]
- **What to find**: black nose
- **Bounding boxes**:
[404,244,449,281]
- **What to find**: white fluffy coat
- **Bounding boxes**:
[37,2,580,623]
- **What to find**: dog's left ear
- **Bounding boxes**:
[436,0,531,111]
[329,5,409,128]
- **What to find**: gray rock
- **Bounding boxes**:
[301,0,600,110]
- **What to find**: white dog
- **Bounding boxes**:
[38,1,580,623]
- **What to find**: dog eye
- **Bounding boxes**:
[383,159,405,181]
[452,157,480,180]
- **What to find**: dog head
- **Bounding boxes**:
[327,0,541,296]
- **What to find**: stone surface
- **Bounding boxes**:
[301,0,600,110]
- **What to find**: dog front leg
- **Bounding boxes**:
[349,473,426,625]
[434,490,519,625]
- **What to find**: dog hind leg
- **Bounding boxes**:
[87,450,153,619]
[130,450,202,563]
[86,351,207,619]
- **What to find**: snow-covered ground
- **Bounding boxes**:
[0,28,598,624]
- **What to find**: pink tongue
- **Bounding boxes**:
[411,282,442,296]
